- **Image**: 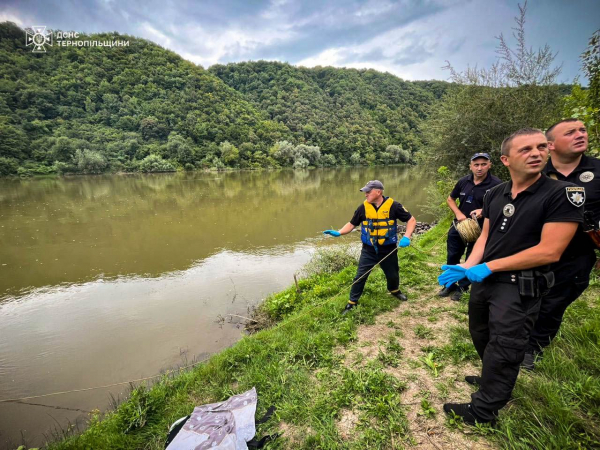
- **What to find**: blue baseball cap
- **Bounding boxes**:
[471,152,491,161]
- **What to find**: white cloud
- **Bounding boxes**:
[296,0,515,80]
[0,11,24,26]
[135,12,299,68]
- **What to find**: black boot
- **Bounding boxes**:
[520,351,539,371]
[341,302,357,315]
[450,287,466,302]
[464,375,482,386]
[443,402,491,425]
[390,289,407,301]
[437,285,456,297]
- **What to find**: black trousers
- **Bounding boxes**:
[446,226,474,290]
[528,251,597,353]
[469,279,541,421]
[349,244,399,304]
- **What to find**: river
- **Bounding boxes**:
[0,167,434,448]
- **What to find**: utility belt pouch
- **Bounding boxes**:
[518,270,538,297]
[535,271,555,296]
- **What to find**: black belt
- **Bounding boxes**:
[488,270,555,297]
[488,272,519,284]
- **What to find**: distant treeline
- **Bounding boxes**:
[0,22,450,176]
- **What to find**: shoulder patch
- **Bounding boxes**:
[580,171,594,183]
[566,186,585,207]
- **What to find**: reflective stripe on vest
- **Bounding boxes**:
[360,197,398,247]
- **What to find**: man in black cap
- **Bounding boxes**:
[438,128,583,425]
[523,118,600,369]
[324,180,417,314]
[440,153,502,301]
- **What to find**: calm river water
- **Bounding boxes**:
[0,167,433,448]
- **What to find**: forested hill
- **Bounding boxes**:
[209,62,449,164]
[0,21,448,176]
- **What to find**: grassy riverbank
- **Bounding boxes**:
[45,219,599,449]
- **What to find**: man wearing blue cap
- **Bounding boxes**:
[440,153,502,301]
[323,180,417,314]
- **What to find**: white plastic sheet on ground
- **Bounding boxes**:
[166,387,258,450]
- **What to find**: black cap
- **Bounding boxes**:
[359,180,384,192]
[471,152,491,161]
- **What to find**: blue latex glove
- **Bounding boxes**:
[438,265,467,287]
[323,230,341,237]
[465,263,492,283]
[398,236,411,248]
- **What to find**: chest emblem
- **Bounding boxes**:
[566,186,585,207]
[580,171,595,183]
[503,204,515,217]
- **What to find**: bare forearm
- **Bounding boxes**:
[485,222,578,272]
[338,222,356,235]
[487,246,564,272]
[464,235,486,268]
[446,197,465,220]
[404,216,417,238]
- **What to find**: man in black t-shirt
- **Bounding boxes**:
[441,153,502,301]
[323,180,417,314]
[438,128,583,425]
[523,119,600,369]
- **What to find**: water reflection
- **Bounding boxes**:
[0,167,433,300]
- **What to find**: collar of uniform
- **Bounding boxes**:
[546,154,595,175]
[371,196,389,210]
[467,172,493,185]
[502,174,547,197]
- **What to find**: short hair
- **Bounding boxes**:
[500,127,544,156]
[545,118,581,140]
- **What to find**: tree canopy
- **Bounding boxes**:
[0,22,449,176]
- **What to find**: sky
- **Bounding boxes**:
[1,0,598,83]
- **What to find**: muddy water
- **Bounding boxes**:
[0,167,433,448]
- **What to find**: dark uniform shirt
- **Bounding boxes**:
[450,173,503,219]
[544,154,600,254]
[350,196,412,250]
[481,175,584,267]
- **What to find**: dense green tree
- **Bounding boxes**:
[0,123,27,159]
[420,1,563,178]
[562,30,600,156]
[219,141,239,167]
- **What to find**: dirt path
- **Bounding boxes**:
[337,284,497,449]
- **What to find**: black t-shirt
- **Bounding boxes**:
[481,175,584,266]
[544,154,600,257]
[450,172,502,218]
[350,197,412,249]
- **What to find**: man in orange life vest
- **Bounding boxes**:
[323,180,417,314]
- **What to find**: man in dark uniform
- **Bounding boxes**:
[323,180,417,314]
[440,153,502,301]
[438,128,583,425]
[523,119,600,369]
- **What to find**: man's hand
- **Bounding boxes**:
[438,265,467,287]
[456,213,468,222]
[323,230,341,237]
[470,209,483,219]
[465,263,492,282]
[398,236,411,248]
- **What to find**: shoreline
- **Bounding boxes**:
[13,219,600,449]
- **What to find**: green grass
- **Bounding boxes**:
[42,218,600,450]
